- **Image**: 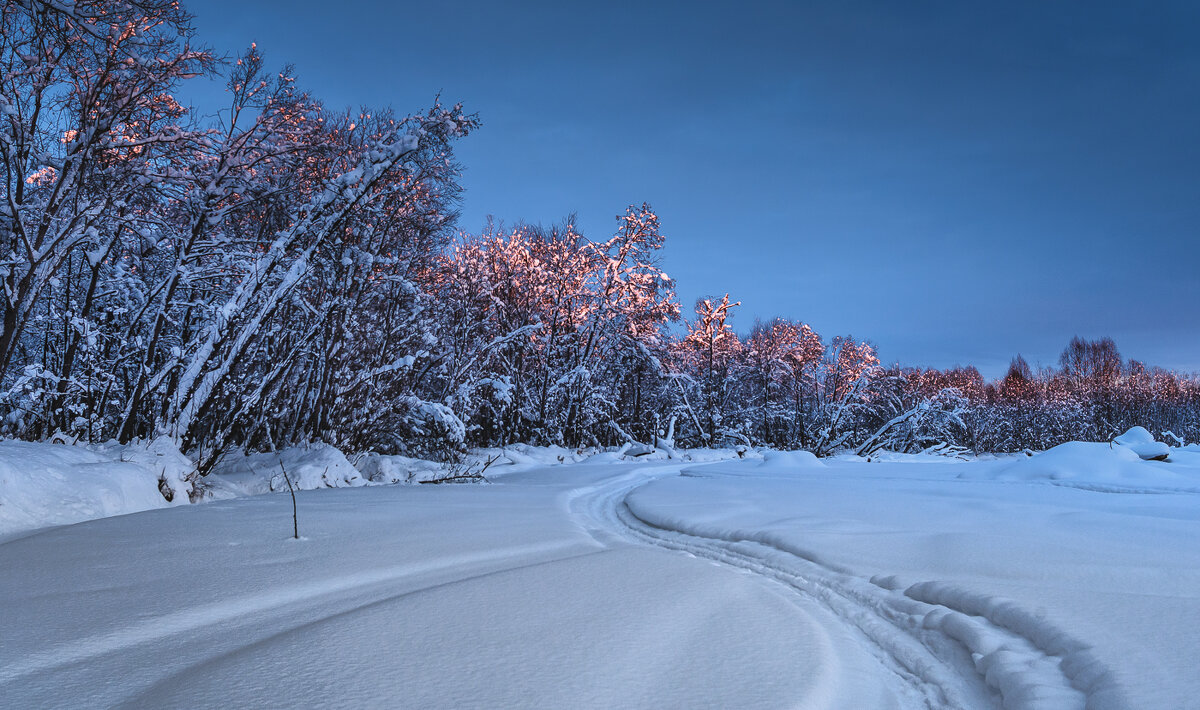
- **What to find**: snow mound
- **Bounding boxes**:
[963,441,1200,492]
[116,436,197,503]
[678,448,762,463]
[618,442,676,460]
[1112,426,1171,461]
[0,438,190,537]
[494,444,588,466]
[207,444,365,497]
[356,453,446,484]
[759,449,825,471]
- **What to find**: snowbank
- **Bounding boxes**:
[758,449,824,471]
[354,452,447,484]
[1112,426,1171,461]
[205,443,366,497]
[962,440,1200,493]
[678,447,760,463]
[0,439,661,536]
[0,438,191,538]
[0,438,998,541]
[495,444,590,466]
[469,444,752,470]
[854,449,975,464]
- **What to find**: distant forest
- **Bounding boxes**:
[4,0,1197,468]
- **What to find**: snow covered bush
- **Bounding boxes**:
[206,444,365,497]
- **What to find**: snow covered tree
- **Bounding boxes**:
[563,204,678,446]
[434,205,678,449]
[0,0,213,439]
[672,294,743,446]
[741,318,823,447]
[855,384,969,457]
[6,0,1200,467]
[170,99,478,463]
[810,336,881,456]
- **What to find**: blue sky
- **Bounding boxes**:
[182,1,1200,379]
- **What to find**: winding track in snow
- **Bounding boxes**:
[567,462,1112,710]
[2,459,1123,709]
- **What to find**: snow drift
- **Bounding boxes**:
[1111,426,1171,461]
[205,443,366,497]
[0,438,192,538]
[961,440,1200,492]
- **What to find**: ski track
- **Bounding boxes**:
[568,463,1121,710]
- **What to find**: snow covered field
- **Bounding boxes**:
[2,445,1198,708]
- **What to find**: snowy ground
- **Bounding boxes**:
[2,445,1198,708]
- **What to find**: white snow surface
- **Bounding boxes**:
[353,451,446,484]
[628,453,1200,709]
[2,444,1199,708]
[0,438,192,536]
[1111,426,1172,461]
[0,439,744,539]
[959,440,1200,493]
[759,448,826,470]
[205,442,367,496]
[0,440,380,537]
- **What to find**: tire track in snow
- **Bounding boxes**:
[570,464,1110,710]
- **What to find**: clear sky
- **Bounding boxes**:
[181,0,1200,379]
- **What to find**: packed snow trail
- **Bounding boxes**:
[611,454,1200,709]
[567,463,1097,710]
[575,465,1089,710]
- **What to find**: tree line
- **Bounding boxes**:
[4,0,1197,472]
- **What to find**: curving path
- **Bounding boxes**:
[568,463,1098,710]
[1,458,1138,709]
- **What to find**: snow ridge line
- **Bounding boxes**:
[1045,480,1200,496]
[579,465,1124,710]
[902,582,1126,710]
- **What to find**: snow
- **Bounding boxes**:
[0,464,893,709]
[0,440,384,540]
[354,451,446,484]
[760,448,825,470]
[959,440,1200,493]
[205,442,366,496]
[1112,425,1171,461]
[0,440,744,541]
[626,453,1200,709]
[3,445,1198,708]
[0,438,190,538]
[620,441,657,457]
